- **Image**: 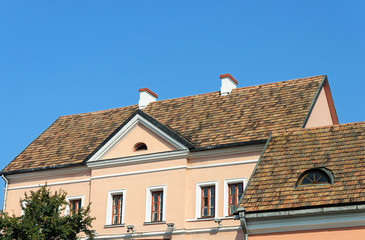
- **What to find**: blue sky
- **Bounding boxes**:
[0,1,364,207]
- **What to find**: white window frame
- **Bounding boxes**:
[224,178,246,217]
[21,201,29,216]
[105,189,126,225]
[65,195,84,216]
[145,185,166,222]
[195,181,219,219]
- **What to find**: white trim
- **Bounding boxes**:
[91,160,257,181]
[105,189,126,225]
[195,181,219,219]
[247,210,365,234]
[21,201,29,216]
[186,216,234,222]
[87,150,188,169]
[91,166,186,180]
[90,226,241,239]
[145,185,166,223]
[223,178,246,217]
[2,175,8,212]
[8,160,255,190]
[65,195,84,216]
[87,114,187,163]
[188,159,258,169]
[7,178,91,190]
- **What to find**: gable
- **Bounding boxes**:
[304,78,339,128]
[100,123,177,160]
[87,112,190,163]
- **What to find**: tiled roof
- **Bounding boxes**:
[240,122,365,213]
[2,75,324,174]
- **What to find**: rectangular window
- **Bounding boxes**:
[69,199,81,215]
[145,185,166,223]
[224,178,246,217]
[228,183,243,215]
[112,195,123,225]
[151,191,163,222]
[201,186,215,218]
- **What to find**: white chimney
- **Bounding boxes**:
[138,88,158,109]
[220,73,238,96]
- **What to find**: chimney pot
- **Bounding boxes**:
[138,88,158,109]
[219,73,238,96]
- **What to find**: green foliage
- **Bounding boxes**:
[0,186,95,240]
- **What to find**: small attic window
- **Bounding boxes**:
[134,142,147,151]
[297,168,333,186]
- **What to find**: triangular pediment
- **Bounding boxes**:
[87,110,193,162]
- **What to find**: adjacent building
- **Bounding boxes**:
[1,74,338,239]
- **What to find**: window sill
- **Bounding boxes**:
[144,221,166,225]
[104,224,125,228]
[186,216,233,222]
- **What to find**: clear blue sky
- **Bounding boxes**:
[0,1,364,208]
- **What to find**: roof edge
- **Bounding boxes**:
[0,162,85,176]
[136,110,195,149]
[245,201,365,216]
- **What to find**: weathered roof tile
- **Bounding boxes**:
[240,121,365,212]
[3,75,324,174]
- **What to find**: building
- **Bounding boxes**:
[237,122,365,240]
[1,74,338,239]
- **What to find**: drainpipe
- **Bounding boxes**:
[237,209,248,240]
[1,175,8,212]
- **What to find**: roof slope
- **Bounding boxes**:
[241,121,365,213]
[3,75,324,174]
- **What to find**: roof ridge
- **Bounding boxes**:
[147,75,325,105]
[58,75,324,118]
[59,105,138,118]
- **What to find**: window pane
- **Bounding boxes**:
[204,197,208,206]
[152,212,157,221]
[230,205,235,214]
[238,184,243,193]
[153,193,158,202]
[203,207,208,216]
[230,195,235,204]
[210,196,215,206]
[230,185,235,195]
[211,186,215,195]
[203,188,208,197]
[210,206,215,216]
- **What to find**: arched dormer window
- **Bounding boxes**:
[134,142,147,152]
[296,168,333,187]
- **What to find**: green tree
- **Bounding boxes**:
[0,186,95,240]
